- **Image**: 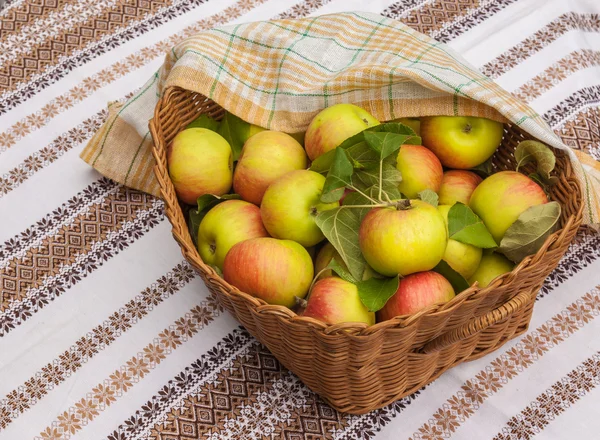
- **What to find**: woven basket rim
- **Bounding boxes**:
[150,86,585,338]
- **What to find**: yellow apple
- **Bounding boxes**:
[438,170,483,205]
[396,145,443,198]
[468,252,514,288]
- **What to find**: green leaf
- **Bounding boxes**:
[217,112,251,161]
[326,257,357,284]
[433,260,470,293]
[363,131,413,160]
[357,275,400,312]
[417,189,439,207]
[514,140,558,184]
[352,163,402,199]
[448,202,497,248]
[499,201,561,262]
[314,207,367,281]
[341,191,375,221]
[209,264,223,277]
[346,142,379,167]
[186,114,220,131]
[321,148,355,203]
[470,157,493,177]
[188,194,242,246]
[309,149,337,174]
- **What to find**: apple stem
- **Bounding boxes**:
[294,296,308,310]
[395,199,412,210]
[209,243,216,254]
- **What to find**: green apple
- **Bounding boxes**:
[261,170,338,247]
[305,103,380,160]
[359,200,447,276]
[197,200,268,270]
[420,116,504,169]
[437,205,482,279]
[438,170,483,205]
[396,144,443,198]
[303,277,374,325]
[168,128,232,204]
[468,252,514,288]
[223,237,314,308]
[469,170,548,243]
[377,271,455,320]
[233,131,307,205]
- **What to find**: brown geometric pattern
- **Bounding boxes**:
[494,352,600,440]
[0,262,194,430]
[0,0,172,92]
[410,287,600,440]
[386,0,479,36]
[482,12,600,78]
[0,184,154,311]
[1,0,77,39]
[559,106,600,158]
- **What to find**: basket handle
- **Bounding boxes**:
[419,290,532,354]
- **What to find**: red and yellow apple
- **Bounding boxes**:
[168,128,233,204]
[261,170,338,247]
[233,131,307,205]
[223,237,314,307]
[197,200,268,270]
[314,242,342,279]
[396,145,443,198]
[468,252,514,288]
[469,170,548,243]
[438,170,483,205]
[305,103,379,161]
[377,271,455,320]
[303,277,375,325]
[420,116,504,169]
[437,204,482,279]
[359,200,447,276]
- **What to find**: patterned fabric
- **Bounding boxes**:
[78,10,600,225]
[2,0,600,439]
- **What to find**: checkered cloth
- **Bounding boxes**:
[80,11,600,225]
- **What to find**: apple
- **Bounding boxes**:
[359,200,447,276]
[438,170,483,205]
[437,205,482,279]
[305,103,380,160]
[223,237,314,308]
[468,252,514,288]
[314,242,341,279]
[261,170,339,247]
[377,271,455,320]
[469,171,548,243]
[168,128,232,204]
[233,131,307,205]
[395,117,420,136]
[197,200,268,270]
[288,131,305,145]
[303,277,375,325]
[396,145,443,198]
[420,116,504,169]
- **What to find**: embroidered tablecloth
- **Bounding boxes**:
[1,0,599,439]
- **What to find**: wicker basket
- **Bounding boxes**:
[150,87,584,414]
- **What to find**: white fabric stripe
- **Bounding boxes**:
[0,220,180,397]
[0,280,233,440]
[313,0,415,16]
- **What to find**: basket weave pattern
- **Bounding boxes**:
[151,87,583,414]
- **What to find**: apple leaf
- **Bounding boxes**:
[314,207,367,282]
[498,201,561,262]
[357,275,400,312]
[188,193,242,246]
[417,189,439,207]
[342,191,375,221]
[364,131,413,160]
[209,264,223,277]
[217,112,251,161]
[514,140,558,184]
[346,142,379,168]
[352,163,402,199]
[448,202,497,248]
[321,148,355,203]
[433,260,470,293]
[470,157,493,178]
[186,114,220,131]
[326,256,358,284]
[310,149,337,174]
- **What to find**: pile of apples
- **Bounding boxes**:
[167,103,555,326]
